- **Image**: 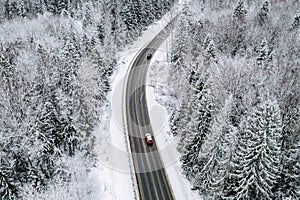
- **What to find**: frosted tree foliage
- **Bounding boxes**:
[195,96,237,198]
[233,0,247,22]
[202,34,218,66]
[228,100,282,199]
[292,8,300,29]
[256,38,272,67]
[0,0,177,198]
[259,0,270,25]
[275,105,300,199]
[180,75,216,181]
[163,1,300,199]
[170,4,192,85]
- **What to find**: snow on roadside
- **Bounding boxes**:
[94,4,185,200]
[146,36,202,200]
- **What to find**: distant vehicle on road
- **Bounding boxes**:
[145,133,153,146]
[147,53,152,59]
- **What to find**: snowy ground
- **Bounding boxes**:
[93,1,200,200]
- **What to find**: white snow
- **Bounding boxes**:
[94,1,201,200]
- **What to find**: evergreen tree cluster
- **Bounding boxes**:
[0,24,102,200]
[166,1,299,199]
[0,0,176,46]
[0,0,177,199]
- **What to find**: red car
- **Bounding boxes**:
[145,133,154,146]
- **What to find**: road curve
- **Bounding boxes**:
[125,20,177,200]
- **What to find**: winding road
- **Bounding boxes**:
[125,19,177,200]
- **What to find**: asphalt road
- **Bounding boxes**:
[125,20,177,200]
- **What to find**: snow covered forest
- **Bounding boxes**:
[164,0,299,199]
[1,0,299,199]
[0,0,175,199]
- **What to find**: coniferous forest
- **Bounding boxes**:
[167,0,299,199]
[0,0,299,199]
[0,0,175,199]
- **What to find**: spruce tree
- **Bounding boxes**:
[195,96,237,198]
[259,0,270,26]
[83,3,93,29]
[275,105,300,199]
[169,108,181,137]
[0,168,18,199]
[231,0,248,56]
[233,0,247,22]
[180,78,215,182]
[278,143,300,199]
[228,100,282,199]
[256,38,272,67]
[121,0,139,39]
[292,9,300,30]
[19,0,26,18]
[180,116,203,181]
[257,39,268,65]
[171,13,190,71]
[202,35,218,66]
